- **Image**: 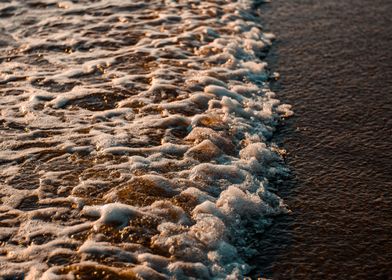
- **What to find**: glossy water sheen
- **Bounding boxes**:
[250,0,392,279]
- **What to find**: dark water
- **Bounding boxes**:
[251,0,392,279]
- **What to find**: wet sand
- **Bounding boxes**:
[250,0,392,279]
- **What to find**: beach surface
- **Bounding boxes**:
[250,0,392,279]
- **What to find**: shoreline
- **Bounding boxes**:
[251,0,392,278]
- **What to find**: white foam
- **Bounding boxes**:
[82,203,142,229]
[0,0,292,278]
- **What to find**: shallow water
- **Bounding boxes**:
[250,0,392,279]
[0,1,292,279]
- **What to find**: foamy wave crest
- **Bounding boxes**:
[0,0,293,278]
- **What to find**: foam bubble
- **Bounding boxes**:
[0,0,291,278]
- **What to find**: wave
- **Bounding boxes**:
[0,0,292,279]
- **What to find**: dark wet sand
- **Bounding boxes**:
[251,0,392,279]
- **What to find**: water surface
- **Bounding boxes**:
[0,1,290,278]
[251,0,392,279]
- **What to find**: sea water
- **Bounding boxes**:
[0,1,292,279]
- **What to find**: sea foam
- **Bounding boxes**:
[0,0,292,278]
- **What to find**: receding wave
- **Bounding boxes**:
[0,0,292,279]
